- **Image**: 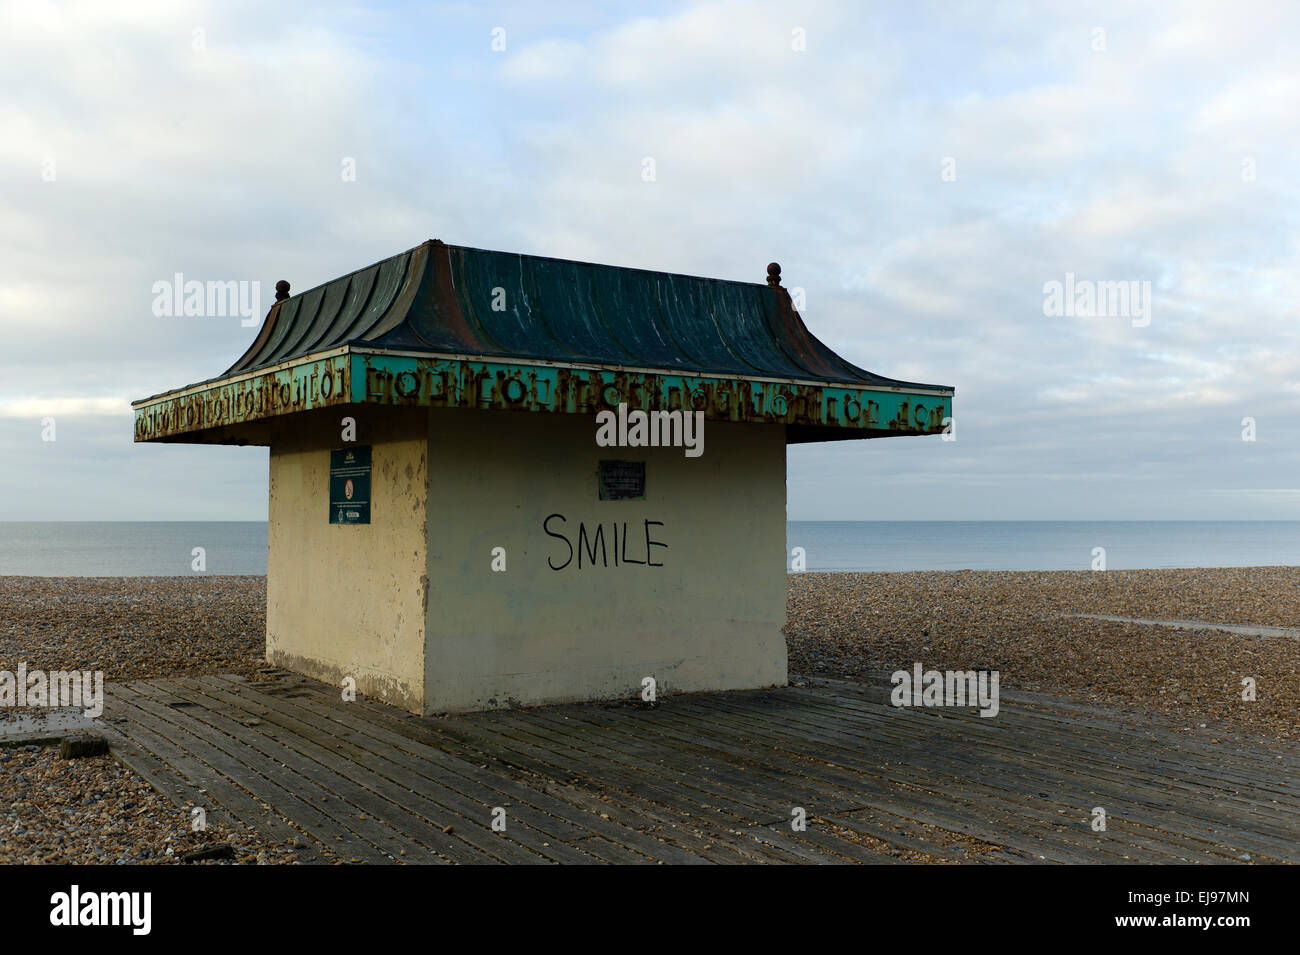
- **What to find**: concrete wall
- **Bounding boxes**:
[264,405,789,715]
[266,407,429,712]
[422,407,788,713]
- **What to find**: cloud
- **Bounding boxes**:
[3,0,1300,520]
[0,398,130,418]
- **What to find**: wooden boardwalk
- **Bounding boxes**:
[98,672,1300,864]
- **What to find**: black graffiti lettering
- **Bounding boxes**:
[621,522,644,564]
[578,523,607,568]
[545,515,665,570]
[544,513,573,570]
[645,520,667,567]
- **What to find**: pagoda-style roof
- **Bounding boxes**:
[133,239,953,445]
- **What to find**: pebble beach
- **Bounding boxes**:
[0,576,316,864]
[1,568,1297,864]
[787,568,1300,742]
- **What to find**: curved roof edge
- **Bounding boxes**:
[223,239,953,395]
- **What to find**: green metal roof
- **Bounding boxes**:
[230,239,949,391]
[133,240,953,445]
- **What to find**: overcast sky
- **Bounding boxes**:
[2,0,1297,521]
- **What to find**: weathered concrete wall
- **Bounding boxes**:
[422,407,788,713]
[266,407,429,712]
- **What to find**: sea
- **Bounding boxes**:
[0,521,1298,576]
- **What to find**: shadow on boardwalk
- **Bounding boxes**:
[99,672,1300,864]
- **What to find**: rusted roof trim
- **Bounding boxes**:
[134,344,953,409]
[349,347,955,398]
[133,345,953,445]
[131,345,352,407]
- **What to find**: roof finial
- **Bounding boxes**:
[275,280,291,301]
[766,262,781,287]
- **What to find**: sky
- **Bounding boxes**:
[1,0,1298,521]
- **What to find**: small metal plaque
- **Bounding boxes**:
[598,460,645,501]
[329,446,371,524]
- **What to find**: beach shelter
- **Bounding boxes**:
[132,240,954,713]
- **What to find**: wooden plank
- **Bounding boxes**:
[656,695,1216,864]
[504,704,1011,865]
[517,706,863,820]
[563,699,1036,862]
[284,670,1190,867]
[246,676,717,864]
[443,711,811,864]
[668,692,1273,860]
[179,676,607,865]
[151,679,513,865]
[491,707,858,859]
[730,695,1295,862]
[102,671,1298,866]
[444,710,783,863]
[719,686,1300,843]
[768,686,1300,855]
[122,680,408,864]
[805,675,1300,797]
[752,822,899,864]
[228,676,700,864]
[103,688,332,863]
